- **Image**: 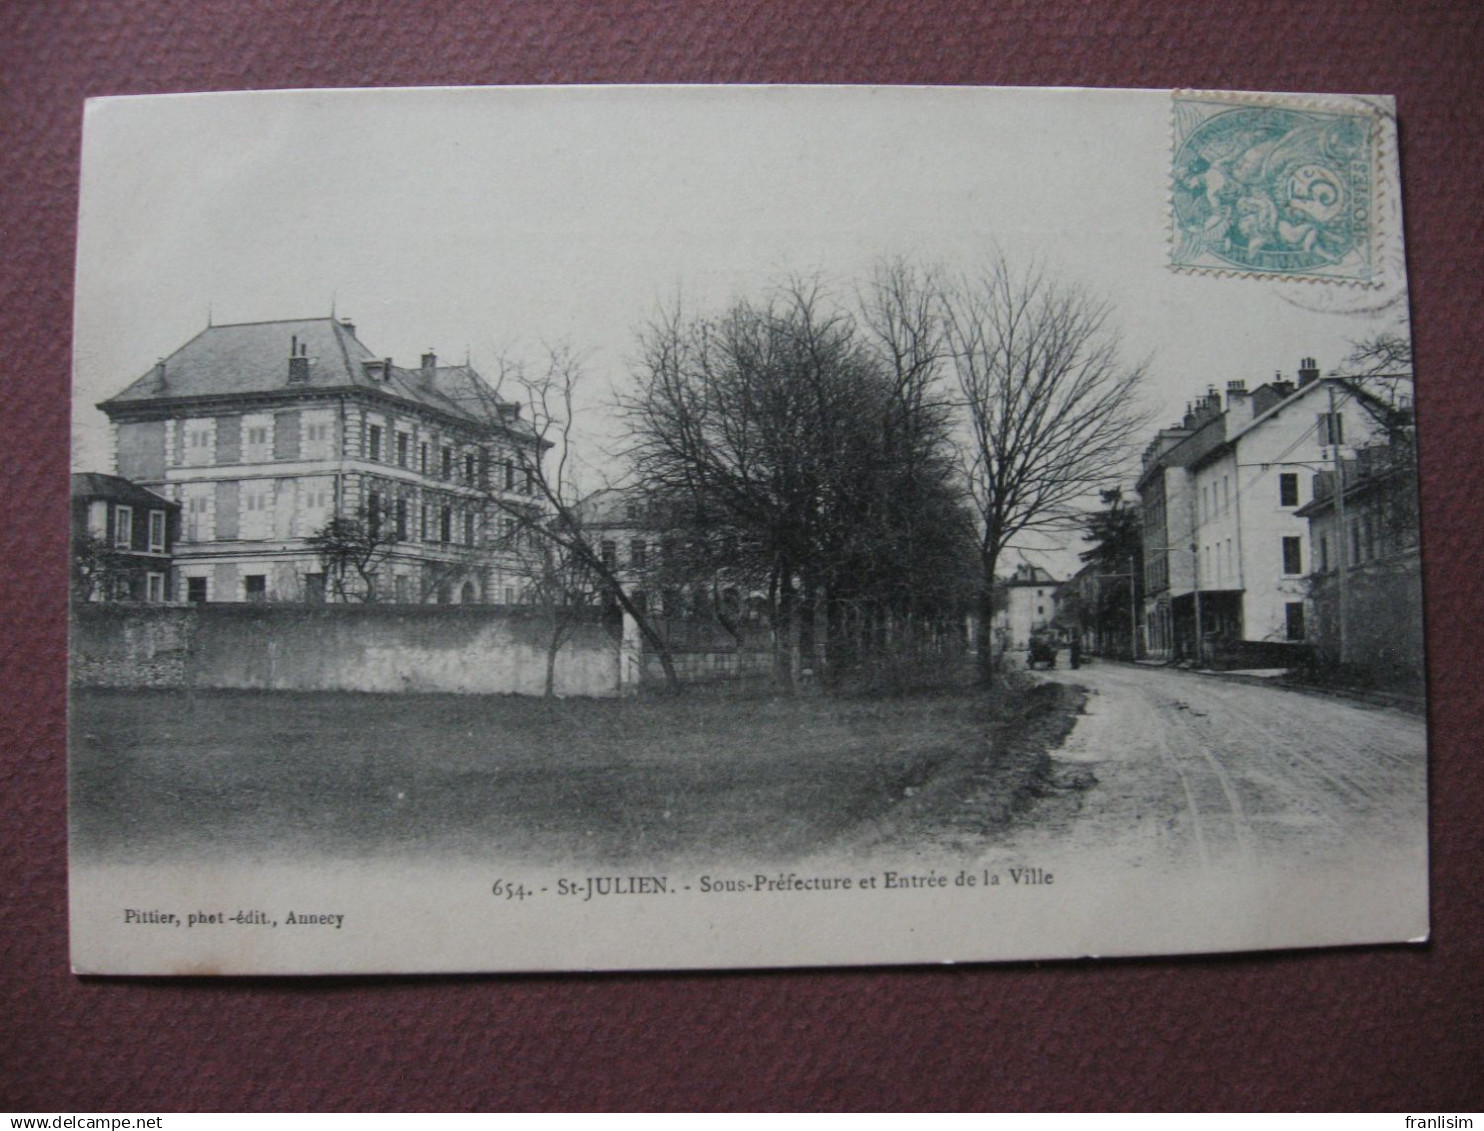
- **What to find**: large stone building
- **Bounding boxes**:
[98,316,546,604]
[1137,358,1391,662]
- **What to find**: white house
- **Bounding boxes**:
[994,563,1060,651]
[1138,359,1391,660]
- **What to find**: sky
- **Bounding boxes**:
[72,86,1410,575]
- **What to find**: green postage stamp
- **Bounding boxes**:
[1171,93,1382,283]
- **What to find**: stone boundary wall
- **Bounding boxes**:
[71,604,623,697]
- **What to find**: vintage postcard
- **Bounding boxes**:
[69,86,1427,975]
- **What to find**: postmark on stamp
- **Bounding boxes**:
[1171,93,1381,283]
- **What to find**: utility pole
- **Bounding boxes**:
[1328,382,1349,665]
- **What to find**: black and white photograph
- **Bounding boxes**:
[68,85,1428,975]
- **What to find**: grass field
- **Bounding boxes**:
[70,680,1082,867]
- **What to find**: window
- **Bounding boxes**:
[525,468,535,494]
[113,505,132,549]
[1350,519,1362,565]
[1281,536,1303,575]
[504,586,515,605]
[464,512,475,546]
[367,424,383,461]
[1319,534,1330,573]
[419,442,429,474]
[1222,476,1230,513]
[244,574,267,602]
[148,510,167,553]
[1285,602,1306,641]
[185,493,210,542]
[1317,412,1344,447]
[187,576,208,603]
[631,539,647,568]
[396,432,410,467]
[301,419,333,460]
[504,460,515,490]
[440,506,452,544]
[146,573,165,603]
[503,517,517,547]
[464,453,476,484]
[185,424,213,462]
[395,498,408,541]
[367,491,381,538]
[304,573,325,603]
[421,503,432,542]
[442,447,454,480]
[601,540,617,569]
[1279,473,1299,507]
[394,575,410,603]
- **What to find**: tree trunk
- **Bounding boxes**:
[798,577,818,685]
[544,610,564,698]
[774,567,797,693]
[977,546,1002,685]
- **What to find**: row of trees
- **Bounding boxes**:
[313,256,1153,692]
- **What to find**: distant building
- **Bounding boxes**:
[570,486,756,624]
[1137,358,1393,662]
[71,472,179,602]
[994,563,1060,651]
[96,316,547,603]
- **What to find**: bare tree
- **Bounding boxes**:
[71,532,134,602]
[503,523,607,697]
[942,259,1149,681]
[307,503,396,603]
[624,279,905,690]
[1332,331,1413,409]
[478,346,683,693]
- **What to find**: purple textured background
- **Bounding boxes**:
[3,1,1481,1112]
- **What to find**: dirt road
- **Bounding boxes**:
[1002,661,1429,874]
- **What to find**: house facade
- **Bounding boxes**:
[98,317,546,604]
[993,563,1060,651]
[1296,440,1423,684]
[71,473,179,602]
[1137,358,1390,662]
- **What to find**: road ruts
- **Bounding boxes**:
[1032,660,1427,872]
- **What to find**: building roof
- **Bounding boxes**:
[71,472,178,510]
[572,486,651,529]
[100,317,538,442]
[1002,563,1060,587]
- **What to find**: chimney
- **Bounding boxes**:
[339,316,356,338]
[1224,379,1253,424]
[421,349,437,375]
[149,358,167,392]
[1271,379,1296,398]
[1297,356,1321,388]
[288,337,310,384]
